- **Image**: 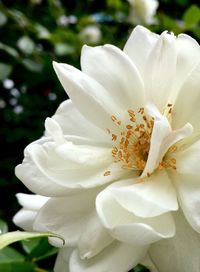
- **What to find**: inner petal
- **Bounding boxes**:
[142,104,193,177]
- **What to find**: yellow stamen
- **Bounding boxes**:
[104,171,111,176]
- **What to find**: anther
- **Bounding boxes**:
[104,171,111,176]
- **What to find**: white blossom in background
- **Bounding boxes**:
[127,0,159,25]
[79,25,102,44]
[14,25,200,272]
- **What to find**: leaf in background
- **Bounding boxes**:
[0,262,36,272]
[35,24,50,39]
[7,9,29,27]
[0,247,25,263]
[54,43,74,56]
[183,5,200,28]
[17,36,35,55]
[0,231,64,250]
[0,42,19,58]
[132,264,150,272]
[21,237,42,254]
[27,237,58,262]
[21,59,43,72]
[0,219,8,234]
[0,63,12,81]
[0,11,7,26]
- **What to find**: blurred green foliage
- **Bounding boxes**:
[0,0,199,271]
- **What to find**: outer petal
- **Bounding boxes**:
[123,25,158,77]
[15,193,49,211]
[100,171,178,218]
[34,190,98,247]
[15,135,124,197]
[172,61,200,131]
[54,248,73,272]
[81,44,144,111]
[172,172,200,233]
[172,33,200,97]
[69,242,147,272]
[149,211,200,272]
[140,254,159,272]
[13,193,49,231]
[13,209,37,231]
[53,62,123,131]
[96,189,175,245]
[144,31,177,111]
[51,99,109,143]
[78,210,114,259]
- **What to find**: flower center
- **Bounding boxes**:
[105,105,177,177]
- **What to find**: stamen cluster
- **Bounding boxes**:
[104,106,177,177]
[110,108,154,171]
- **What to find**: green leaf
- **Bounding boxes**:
[0,262,36,272]
[54,43,74,56]
[0,231,65,250]
[183,5,200,28]
[0,63,12,81]
[132,264,150,272]
[35,23,50,39]
[0,219,8,234]
[0,11,7,26]
[27,237,58,261]
[0,247,25,263]
[21,237,42,254]
[0,42,19,58]
[21,59,43,72]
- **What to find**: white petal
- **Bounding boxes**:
[142,106,171,176]
[78,210,114,259]
[53,61,122,131]
[143,104,192,177]
[34,190,98,247]
[144,31,177,111]
[51,100,109,143]
[150,211,200,272]
[81,44,144,111]
[172,172,200,233]
[13,209,37,231]
[15,152,68,197]
[45,117,66,145]
[15,193,49,211]
[140,254,159,272]
[54,248,73,272]
[173,34,200,96]
[172,61,200,131]
[69,242,147,272]
[15,137,120,196]
[124,26,158,77]
[101,171,178,218]
[96,189,175,245]
[175,139,200,174]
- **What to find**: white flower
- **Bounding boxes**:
[14,25,200,271]
[127,0,159,25]
[79,25,102,44]
[13,193,49,231]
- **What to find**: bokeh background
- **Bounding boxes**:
[0,0,199,271]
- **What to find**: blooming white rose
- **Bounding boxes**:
[127,0,159,25]
[14,25,200,271]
